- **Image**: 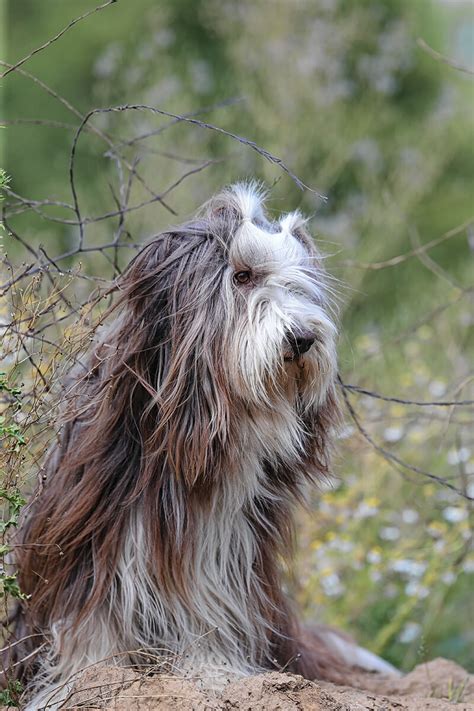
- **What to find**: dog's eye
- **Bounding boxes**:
[233,270,252,285]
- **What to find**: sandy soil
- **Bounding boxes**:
[63,657,473,710]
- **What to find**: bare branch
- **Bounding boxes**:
[70,104,326,202]
[340,218,472,270]
[338,376,474,501]
[0,0,118,79]
[417,37,474,76]
[340,380,474,407]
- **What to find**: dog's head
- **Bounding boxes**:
[209,183,337,410]
[112,182,338,485]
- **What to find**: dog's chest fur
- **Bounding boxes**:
[109,406,305,681]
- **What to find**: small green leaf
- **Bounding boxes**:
[0,575,28,600]
[0,679,23,706]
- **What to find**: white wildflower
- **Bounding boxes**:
[447,447,471,466]
[356,501,379,518]
[391,559,427,577]
[401,508,419,524]
[442,506,468,523]
[367,549,382,564]
[462,559,474,574]
[379,526,400,541]
[398,622,421,644]
[321,573,345,597]
[429,380,446,397]
[405,581,430,599]
[441,571,456,585]
[383,426,404,443]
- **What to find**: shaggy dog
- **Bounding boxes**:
[5,183,396,708]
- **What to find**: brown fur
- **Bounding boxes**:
[2,184,354,700]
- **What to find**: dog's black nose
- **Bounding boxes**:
[286,331,316,358]
[292,335,315,355]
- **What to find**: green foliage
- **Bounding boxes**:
[0,370,27,602]
[0,371,26,455]
[0,679,24,707]
[0,489,26,534]
[0,421,26,451]
[0,573,26,600]
[0,372,21,398]
[0,167,9,238]
[0,168,9,193]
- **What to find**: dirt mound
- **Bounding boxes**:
[62,658,474,710]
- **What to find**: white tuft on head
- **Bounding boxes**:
[226,180,268,223]
[279,210,308,236]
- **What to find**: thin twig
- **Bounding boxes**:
[70,104,326,202]
[0,1,118,79]
[417,37,474,76]
[338,376,473,502]
[340,218,472,271]
[339,380,474,407]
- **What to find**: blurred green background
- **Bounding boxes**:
[2,0,473,673]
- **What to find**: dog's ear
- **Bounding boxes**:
[117,233,231,490]
[118,234,190,315]
[157,353,230,489]
[146,278,230,489]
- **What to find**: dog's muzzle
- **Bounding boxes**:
[284,330,316,360]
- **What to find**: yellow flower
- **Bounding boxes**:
[408,429,425,444]
[417,325,433,340]
[414,363,429,378]
[427,521,447,537]
[400,373,413,388]
[355,333,379,354]
[389,404,405,418]
[321,567,335,577]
